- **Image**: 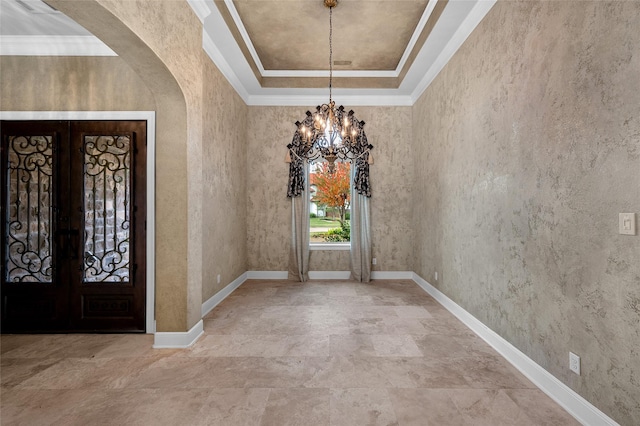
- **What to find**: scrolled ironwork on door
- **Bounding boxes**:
[83,135,131,283]
[5,135,54,283]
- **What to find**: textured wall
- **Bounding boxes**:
[246,107,295,271]
[247,106,413,273]
[412,1,640,424]
[0,56,154,111]
[201,58,248,299]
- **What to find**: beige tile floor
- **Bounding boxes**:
[1,279,579,425]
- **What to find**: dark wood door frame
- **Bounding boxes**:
[1,119,148,333]
[0,111,156,333]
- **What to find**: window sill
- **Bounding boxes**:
[309,243,350,251]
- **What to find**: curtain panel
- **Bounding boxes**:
[286,111,373,283]
[350,165,372,282]
[286,126,312,281]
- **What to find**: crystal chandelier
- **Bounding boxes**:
[286,0,373,175]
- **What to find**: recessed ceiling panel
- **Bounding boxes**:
[233,0,429,71]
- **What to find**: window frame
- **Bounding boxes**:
[309,242,350,251]
[308,160,351,250]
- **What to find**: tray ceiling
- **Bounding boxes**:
[0,0,497,105]
[232,0,430,72]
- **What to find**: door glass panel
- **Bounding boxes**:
[83,135,130,282]
[5,136,54,283]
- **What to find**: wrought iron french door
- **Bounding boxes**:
[1,121,146,332]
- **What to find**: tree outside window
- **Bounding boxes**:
[309,161,350,243]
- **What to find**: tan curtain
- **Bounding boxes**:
[350,166,371,282]
[288,162,310,281]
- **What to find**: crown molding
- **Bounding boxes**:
[222,0,265,75]
[202,29,252,103]
[394,0,439,75]
[409,0,497,103]
[186,0,213,23]
[261,70,399,79]
[247,92,414,107]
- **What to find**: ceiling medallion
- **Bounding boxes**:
[286,0,373,175]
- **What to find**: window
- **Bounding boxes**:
[309,161,351,249]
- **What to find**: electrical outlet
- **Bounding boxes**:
[372,258,377,265]
[435,271,438,281]
[569,352,581,375]
[217,274,221,284]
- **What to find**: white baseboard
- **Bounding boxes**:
[411,273,619,426]
[372,271,413,279]
[309,270,351,279]
[153,319,203,349]
[201,272,248,317]
[246,270,414,280]
[247,271,288,279]
[309,270,414,280]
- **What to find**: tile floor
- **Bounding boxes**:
[1,279,579,425]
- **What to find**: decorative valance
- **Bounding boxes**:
[286,105,373,198]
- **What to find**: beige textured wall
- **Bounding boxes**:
[412,1,640,424]
[0,56,155,111]
[247,106,413,273]
[246,107,295,271]
[201,59,248,298]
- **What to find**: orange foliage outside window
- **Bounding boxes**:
[310,162,351,226]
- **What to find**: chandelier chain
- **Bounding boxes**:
[329,5,333,103]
